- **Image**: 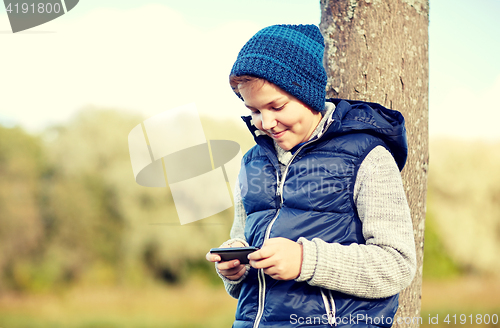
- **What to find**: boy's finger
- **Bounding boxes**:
[232,265,248,279]
[222,264,245,276]
[205,252,221,262]
[217,259,240,271]
[247,247,271,261]
[249,257,273,269]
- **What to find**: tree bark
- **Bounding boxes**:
[319,1,429,327]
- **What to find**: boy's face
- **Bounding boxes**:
[239,80,322,151]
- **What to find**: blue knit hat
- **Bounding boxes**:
[230,24,327,113]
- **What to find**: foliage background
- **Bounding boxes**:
[0,108,499,327]
[1,0,500,327]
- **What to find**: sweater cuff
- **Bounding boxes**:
[295,237,317,282]
[220,238,248,248]
[223,279,243,299]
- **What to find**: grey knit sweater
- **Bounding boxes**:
[217,102,417,300]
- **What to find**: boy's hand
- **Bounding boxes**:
[205,241,247,281]
[248,237,303,280]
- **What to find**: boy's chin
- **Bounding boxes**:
[276,141,295,151]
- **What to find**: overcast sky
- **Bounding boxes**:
[1,0,499,140]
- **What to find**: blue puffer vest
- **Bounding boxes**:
[233,99,408,328]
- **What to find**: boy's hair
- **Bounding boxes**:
[229,75,264,95]
[229,24,327,112]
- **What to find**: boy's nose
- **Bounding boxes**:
[260,111,277,130]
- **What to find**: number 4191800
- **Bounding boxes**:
[5,2,62,14]
[444,314,498,325]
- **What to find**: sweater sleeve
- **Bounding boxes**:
[216,175,250,299]
[296,146,417,299]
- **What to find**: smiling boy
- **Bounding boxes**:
[206,24,416,328]
[237,77,322,152]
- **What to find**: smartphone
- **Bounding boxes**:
[210,246,259,264]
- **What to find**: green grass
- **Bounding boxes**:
[1,276,499,328]
[0,315,233,328]
[420,277,500,328]
[0,279,237,328]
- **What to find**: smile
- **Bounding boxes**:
[270,130,287,139]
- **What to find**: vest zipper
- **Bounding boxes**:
[321,288,337,326]
[253,206,281,328]
[253,268,267,328]
[253,169,282,328]
[253,116,336,328]
[278,117,336,203]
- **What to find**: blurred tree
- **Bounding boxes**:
[0,126,45,291]
[422,207,461,279]
[427,139,500,276]
[320,0,429,327]
[42,108,165,286]
[0,108,251,291]
[42,108,239,286]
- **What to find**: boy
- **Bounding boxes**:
[206,24,416,328]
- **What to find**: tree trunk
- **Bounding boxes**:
[319,1,429,327]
